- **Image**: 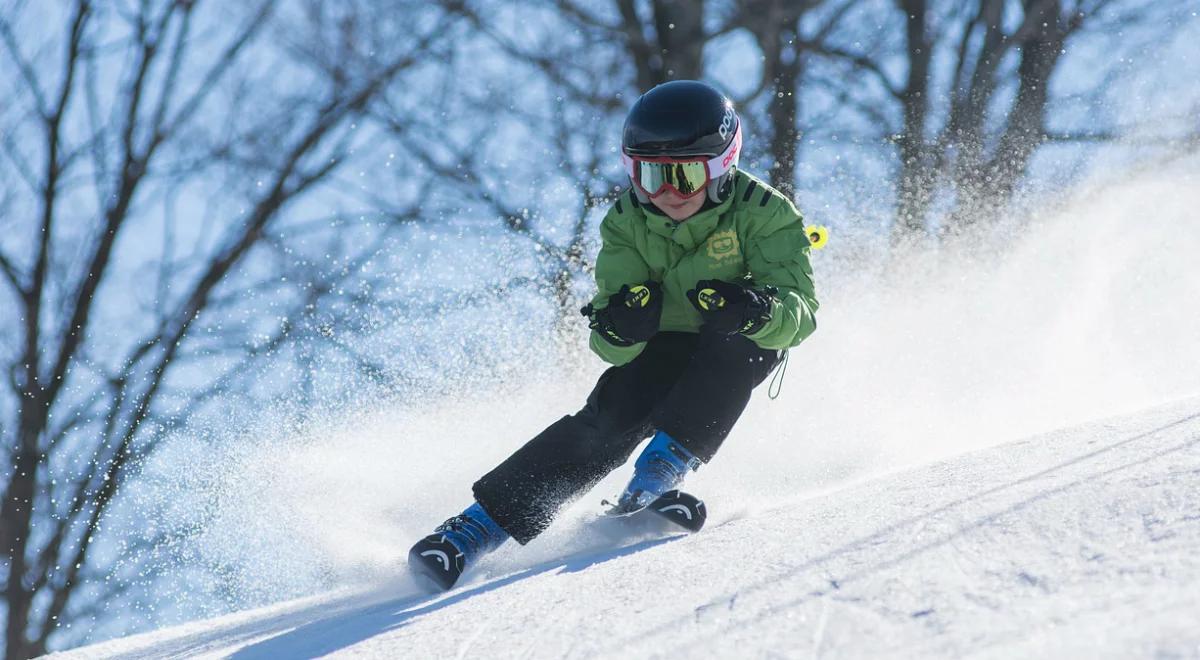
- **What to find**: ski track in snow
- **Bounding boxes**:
[50,395,1200,659]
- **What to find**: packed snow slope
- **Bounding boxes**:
[53,395,1200,659]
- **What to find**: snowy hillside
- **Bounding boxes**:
[51,395,1200,659]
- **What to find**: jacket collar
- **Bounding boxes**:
[643,193,735,249]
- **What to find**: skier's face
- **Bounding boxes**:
[654,188,706,222]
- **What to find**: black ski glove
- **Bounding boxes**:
[686,279,775,336]
[581,281,664,346]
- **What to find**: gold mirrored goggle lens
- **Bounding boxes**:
[635,160,708,197]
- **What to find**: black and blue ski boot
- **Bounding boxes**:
[409,501,509,591]
[607,430,701,516]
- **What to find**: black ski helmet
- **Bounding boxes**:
[622,80,742,204]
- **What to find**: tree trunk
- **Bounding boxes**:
[765,29,801,198]
[893,0,934,239]
[651,0,705,83]
[618,0,706,91]
[4,411,43,660]
[985,0,1066,205]
[940,0,1010,233]
[946,0,1067,232]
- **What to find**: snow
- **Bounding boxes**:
[51,395,1200,659]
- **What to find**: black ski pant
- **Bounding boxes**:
[473,331,781,544]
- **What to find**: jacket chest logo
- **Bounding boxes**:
[705,230,740,263]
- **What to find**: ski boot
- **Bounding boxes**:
[605,430,701,516]
[408,501,509,591]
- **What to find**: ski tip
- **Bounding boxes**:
[650,490,707,533]
[408,537,464,592]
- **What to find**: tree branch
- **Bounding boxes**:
[160,1,275,140]
[32,0,90,343]
[805,42,904,100]
[555,0,618,31]
[459,6,625,112]
[0,130,42,196]
[0,250,25,298]
[0,7,50,119]
[147,1,195,143]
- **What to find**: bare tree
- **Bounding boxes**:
[0,1,450,656]
[808,0,1185,239]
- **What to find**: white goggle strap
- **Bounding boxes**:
[705,124,742,179]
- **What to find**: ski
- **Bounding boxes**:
[408,534,466,591]
[602,489,707,533]
[644,490,707,532]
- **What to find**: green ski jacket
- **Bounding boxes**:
[588,169,819,365]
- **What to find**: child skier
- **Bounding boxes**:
[409,80,819,590]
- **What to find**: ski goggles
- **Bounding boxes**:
[621,125,742,200]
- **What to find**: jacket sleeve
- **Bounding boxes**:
[588,208,652,366]
[743,211,819,350]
